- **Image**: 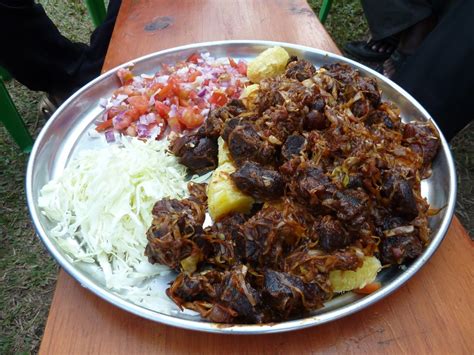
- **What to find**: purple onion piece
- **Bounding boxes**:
[136,124,149,138]
[197,88,207,97]
[104,130,115,143]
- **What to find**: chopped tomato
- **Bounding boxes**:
[103,52,249,139]
[209,91,228,106]
[178,107,204,129]
[106,105,127,120]
[117,68,134,85]
[113,113,132,130]
[146,83,164,97]
[155,116,166,127]
[194,97,207,109]
[155,101,170,118]
[236,60,247,76]
[155,119,167,140]
[186,69,202,82]
[225,86,236,97]
[123,107,141,122]
[167,116,182,133]
[169,96,179,106]
[95,119,113,132]
[179,98,190,107]
[113,86,135,96]
[354,282,382,295]
[228,57,238,68]
[186,53,200,64]
[188,91,198,100]
[178,89,190,100]
[157,81,175,100]
[127,95,149,115]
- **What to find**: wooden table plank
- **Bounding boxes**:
[40,0,474,353]
[103,0,339,69]
[40,218,474,354]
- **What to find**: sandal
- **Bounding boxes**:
[344,35,399,62]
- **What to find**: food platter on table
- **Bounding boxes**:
[26,40,456,334]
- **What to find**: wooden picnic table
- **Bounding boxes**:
[39,0,474,353]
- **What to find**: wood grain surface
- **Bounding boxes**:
[103,0,339,70]
[40,0,474,353]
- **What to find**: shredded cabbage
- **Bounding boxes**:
[38,138,191,290]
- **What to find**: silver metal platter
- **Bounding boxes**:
[26,40,456,334]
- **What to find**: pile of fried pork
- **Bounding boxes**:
[145,58,440,324]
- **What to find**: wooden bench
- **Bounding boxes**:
[39,1,474,353]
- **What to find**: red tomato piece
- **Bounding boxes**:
[95,119,113,132]
[178,107,204,129]
[178,89,190,100]
[194,97,207,110]
[236,61,247,76]
[168,116,182,133]
[113,112,132,130]
[127,95,149,115]
[124,107,141,122]
[179,98,190,107]
[187,70,202,83]
[106,105,127,120]
[186,53,200,64]
[117,68,134,85]
[228,57,238,68]
[157,83,173,100]
[209,91,228,107]
[155,101,170,118]
[225,86,236,97]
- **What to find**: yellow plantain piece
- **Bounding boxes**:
[329,256,381,293]
[247,46,290,83]
[207,139,254,221]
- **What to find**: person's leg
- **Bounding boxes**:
[392,0,474,140]
[0,0,121,101]
[344,0,432,61]
[383,14,437,77]
[69,0,122,93]
[361,0,432,41]
[0,0,86,99]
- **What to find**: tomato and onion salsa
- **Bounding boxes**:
[95,53,249,140]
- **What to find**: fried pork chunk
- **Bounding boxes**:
[147,59,440,324]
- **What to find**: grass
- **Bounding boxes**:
[0,1,472,353]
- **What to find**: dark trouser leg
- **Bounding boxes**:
[361,0,432,40]
[0,0,121,100]
[71,0,122,93]
[392,0,474,140]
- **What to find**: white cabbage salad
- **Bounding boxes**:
[38,138,193,293]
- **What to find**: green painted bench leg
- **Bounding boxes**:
[84,0,107,28]
[0,66,12,81]
[319,0,333,24]
[0,80,33,152]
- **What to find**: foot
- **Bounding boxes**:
[369,38,397,54]
[383,50,410,78]
[343,35,399,62]
[384,16,437,78]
